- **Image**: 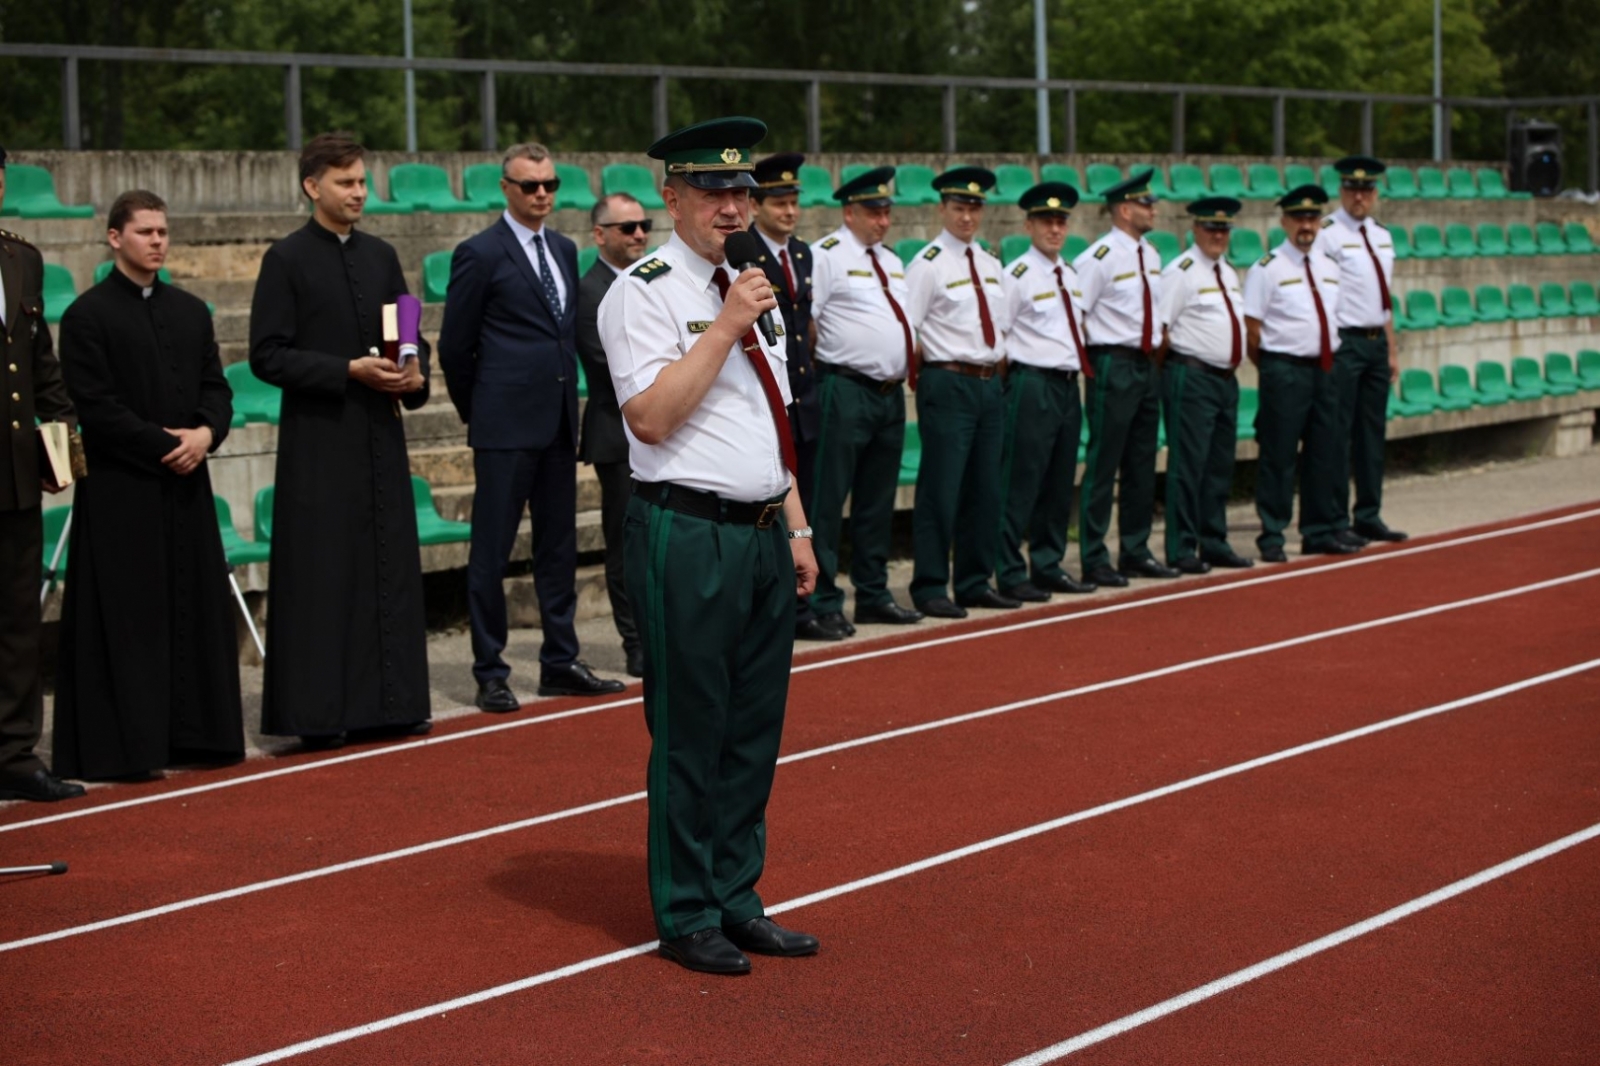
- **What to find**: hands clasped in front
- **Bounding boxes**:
[162,425,213,476]
[349,355,425,395]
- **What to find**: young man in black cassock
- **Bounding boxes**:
[53,190,245,779]
[249,133,432,749]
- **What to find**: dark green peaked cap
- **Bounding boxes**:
[1019,181,1079,215]
[647,116,767,190]
[834,165,896,207]
[1187,196,1242,226]
[1102,168,1156,205]
[1334,154,1386,187]
[1277,183,1329,214]
[933,165,997,203]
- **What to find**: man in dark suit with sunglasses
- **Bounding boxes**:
[440,143,626,712]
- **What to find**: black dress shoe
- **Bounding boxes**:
[625,647,645,678]
[1355,521,1409,542]
[538,661,627,697]
[1001,582,1052,603]
[1171,557,1212,575]
[1302,539,1361,556]
[796,616,847,642]
[1335,529,1370,548]
[1201,549,1255,569]
[658,928,751,975]
[1119,557,1181,579]
[1259,546,1289,564]
[816,611,857,636]
[1085,566,1129,588]
[474,678,522,713]
[299,734,346,752]
[854,601,924,625]
[957,588,1024,610]
[722,916,820,957]
[0,768,86,802]
[1033,571,1097,594]
[917,597,968,619]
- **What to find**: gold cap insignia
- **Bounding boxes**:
[877,184,888,194]
[1046,197,1061,208]
[721,148,741,164]
[782,171,794,181]
[968,182,981,193]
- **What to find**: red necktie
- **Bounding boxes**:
[1359,224,1391,323]
[713,267,798,475]
[1137,243,1154,354]
[1304,256,1333,372]
[778,247,798,301]
[967,247,996,350]
[1053,265,1092,378]
[868,247,915,381]
[1215,263,1242,368]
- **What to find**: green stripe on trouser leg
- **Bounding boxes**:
[996,365,1084,589]
[1252,356,1342,552]
[1162,363,1240,562]
[624,494,795,941]
[909,367,1004,604]
[1078,347,1160,572]
[1330,331,1392,530]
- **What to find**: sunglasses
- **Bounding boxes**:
[506,177,561,195]
[1129,196,1159,207]
[598,219,654,236]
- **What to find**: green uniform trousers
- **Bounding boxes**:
[1253,352,1342,551]
[1078,346,1161,573]
[1331,329,1392,531]
[996,363,1084,589]
[1162,357,1241,563]
[808,368,906,616]
[910,365,1004,605]
[624,490,795,941]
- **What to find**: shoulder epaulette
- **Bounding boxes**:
[1178,257,1193,271]
[819,237,840,250]
[1010,261,1029,278]
[1371,219,1389,232]
[921,244,942,261]
[631,257,671,283]
[0,228,36,249]
[1257,253,1275,267]
[1093,245,1110,261]
[1321,217,1335,228]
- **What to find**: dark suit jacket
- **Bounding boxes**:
[0,230,74,512]
[438,217,580,451]
[750,226,819,441]
[574,259,630,466]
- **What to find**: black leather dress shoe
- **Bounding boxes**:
[659,928,751,975]
[1171,557,1212,575]
[722,916,820,957]
[625,647,645,678]
[1335,529,1369,548]
[1119,557,1181,579]
[1201,549,1255,569]
[1259,546,1289,564]
[0,768,86,802]
[1355,522,1408,542]
[1085,566,1130,588]
[1001,582,1052,603]
[1302,539,1361,556]
[917,597,969,619]
[854,601,924,625]
[1033,571,1097,594]
[474,678,522,713]
[816,611,857,636]
[538,661,627,697]
[957,588,1024,610]
[796,616,847,642]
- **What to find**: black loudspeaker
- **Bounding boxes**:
[1508,120,1562,197]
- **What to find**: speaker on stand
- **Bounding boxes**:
[1508,118,1562,197]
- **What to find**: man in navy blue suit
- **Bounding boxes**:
[439,143,626,711]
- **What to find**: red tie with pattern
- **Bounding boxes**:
[778,247,798,302]
[967,247,996,349]
[713,267,798,475]
[1053,265,1093,378]
[1303,256,1333,372]
[868,247,916,382]
[1137,243,1154,354]
[1358,224,1391,322]
[1215,263,1242,368]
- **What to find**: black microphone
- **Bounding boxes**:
[722,231,780,349]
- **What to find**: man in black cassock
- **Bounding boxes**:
[249,133,432,749]
[53,190,245,779]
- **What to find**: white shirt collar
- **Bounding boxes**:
[1110,227,1144,252]
[503,210,547,246]
[936,228,973,251]
[1186,244,1220,269]
[754,225,789,260]
[665,230,720,294]
[1025,243,1065,272]
[1276,240,1310,266]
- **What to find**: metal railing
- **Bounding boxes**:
[4,42,1598,190]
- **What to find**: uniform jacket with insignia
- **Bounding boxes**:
[0,229,75,512]
[749,225,818,441]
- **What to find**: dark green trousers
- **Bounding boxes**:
[1253,353,1342,551]
[808,369,906,615]
[996,364,1084,589]
[1078,346,1160,573]
[910,366,1004,605]
[624,491,794,940]
[1162,359,1240,563]
[1331,330,1391,530]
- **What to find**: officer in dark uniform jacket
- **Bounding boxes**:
[0,146,88,802]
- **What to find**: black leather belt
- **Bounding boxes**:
[634,480,786,528]
[819,363,903,394]
[1168,352,1236,378]
[923,359,1000,380]
[1338,326,1386,341]
[1257,349,1321,367]
[1009,362,1079,382]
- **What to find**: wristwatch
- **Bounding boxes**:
[787,526,813,540]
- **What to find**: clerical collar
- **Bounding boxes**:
[142,287,153,299]
[306,216,359,244]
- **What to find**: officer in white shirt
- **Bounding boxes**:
[597,116,820,977]
[1242,184,1355,564]
[1320,155,1408,546]
[1157,196,1252,572]
[995,181,1098,600]
[904,166,1016,618]
[807,166,924,631]
[1072,169,1177,588]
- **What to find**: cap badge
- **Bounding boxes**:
[1046,196,1061,208]
[721,148,741,164]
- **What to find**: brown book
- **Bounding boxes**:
[38,421,86,491]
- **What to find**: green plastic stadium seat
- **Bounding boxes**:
[0,164,95,219]
[1245,164,1287,201]
[1318,164,1342,197]
[215,495,271,567]
[1079,414,1089,462]
[1410,224,1445,260]
[1391,293,1410,331]
[1146,230,1181,267]
[976,237,994,255]
[1000,234,1032,265]
[41,505,71,578]
[554,163,598,212]
[1570,282,1600,316]
[1577,350,1600,388]
[1065,234,1090,261]
[1039,164,1083,192]
[1475,169,1510,200]
[412,476,473,545]
[600,163,665,210]
[1227,228,1265,269]
[1562,222,1596,254]
[462,163,507,210]
[1473,361,1513,405]
[1398,368,1444,413]
[254,485,275,543]
[1511,356,1561,397]
[1403,291,1440,330]
[576,357,588,400]
[1535,222,1569,255]
[1388,225,1412,261]
[1475,223,1508,257]
[1439,286,1477,327]
[1085,163,1124,198]
[1382,166,1418,200]
[898,421,921,486]
[1386,386,1432,418]
[578,245,598,276]
[41,264,76,324]
[1506,223,1538,256]
[1539,282,1574,317]
[1415,166,1448,199]
[1267,226,1285,250]
[387,163,477,213]
[990,164,1037,206]
[1168,163,1210,200]
[1507,284,1540,321]
[893,238,927,265]
[1236,387,1258,441]
[1430,368,1473,411]
[892,164,941,206]
[93,262,175,286]
[1438,364,1484,407]
[1445,167,1478,199]
[1283,164,1317,191]
[1474,286,1509,323]
[224,361,283,425]
[422,250,452,303]
[797,165,834,208]
[1545,352,1584,392]
[1129,164,1174,200]
[1443,223,1477,258]
[360,185,412,215]
[1209,164,1249,199]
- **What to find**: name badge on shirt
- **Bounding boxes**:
[1112,271,1137,282]
[687,320,712,333]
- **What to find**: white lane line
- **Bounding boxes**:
[215,658,1600,1066]
[1003,820,1600,1065]
[5,504,1597,836]
[6,574,1597,955]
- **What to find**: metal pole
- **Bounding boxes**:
[1064,87,1077,155]
[1034,0,1050,155]
[480,70,496,153]
[1440,103,1452,161]
[1273,95,1285,157]
[40,508,71,605]
[229,570,266,662]
[284,64,302,151]
[806,80,822,155]
[61,56,81,150]
[1172,91,1185,155]
[652,75,669,140]
[1361,99,1374,155]
[943,84,957,155]
[403,0,417,153]
[1432,0,1442,161]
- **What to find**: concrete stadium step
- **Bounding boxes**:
[429,465,605,524]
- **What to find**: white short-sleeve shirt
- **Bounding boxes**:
[1316,207,1395,329]
[1072,227,1164,348]
[1159,246,1245,369]
[904,229,1006,365]
[1241,241,1343,359]
[810,225,912,381]
[999,243,1086,372]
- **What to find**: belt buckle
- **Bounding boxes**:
[756,502,782,529]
